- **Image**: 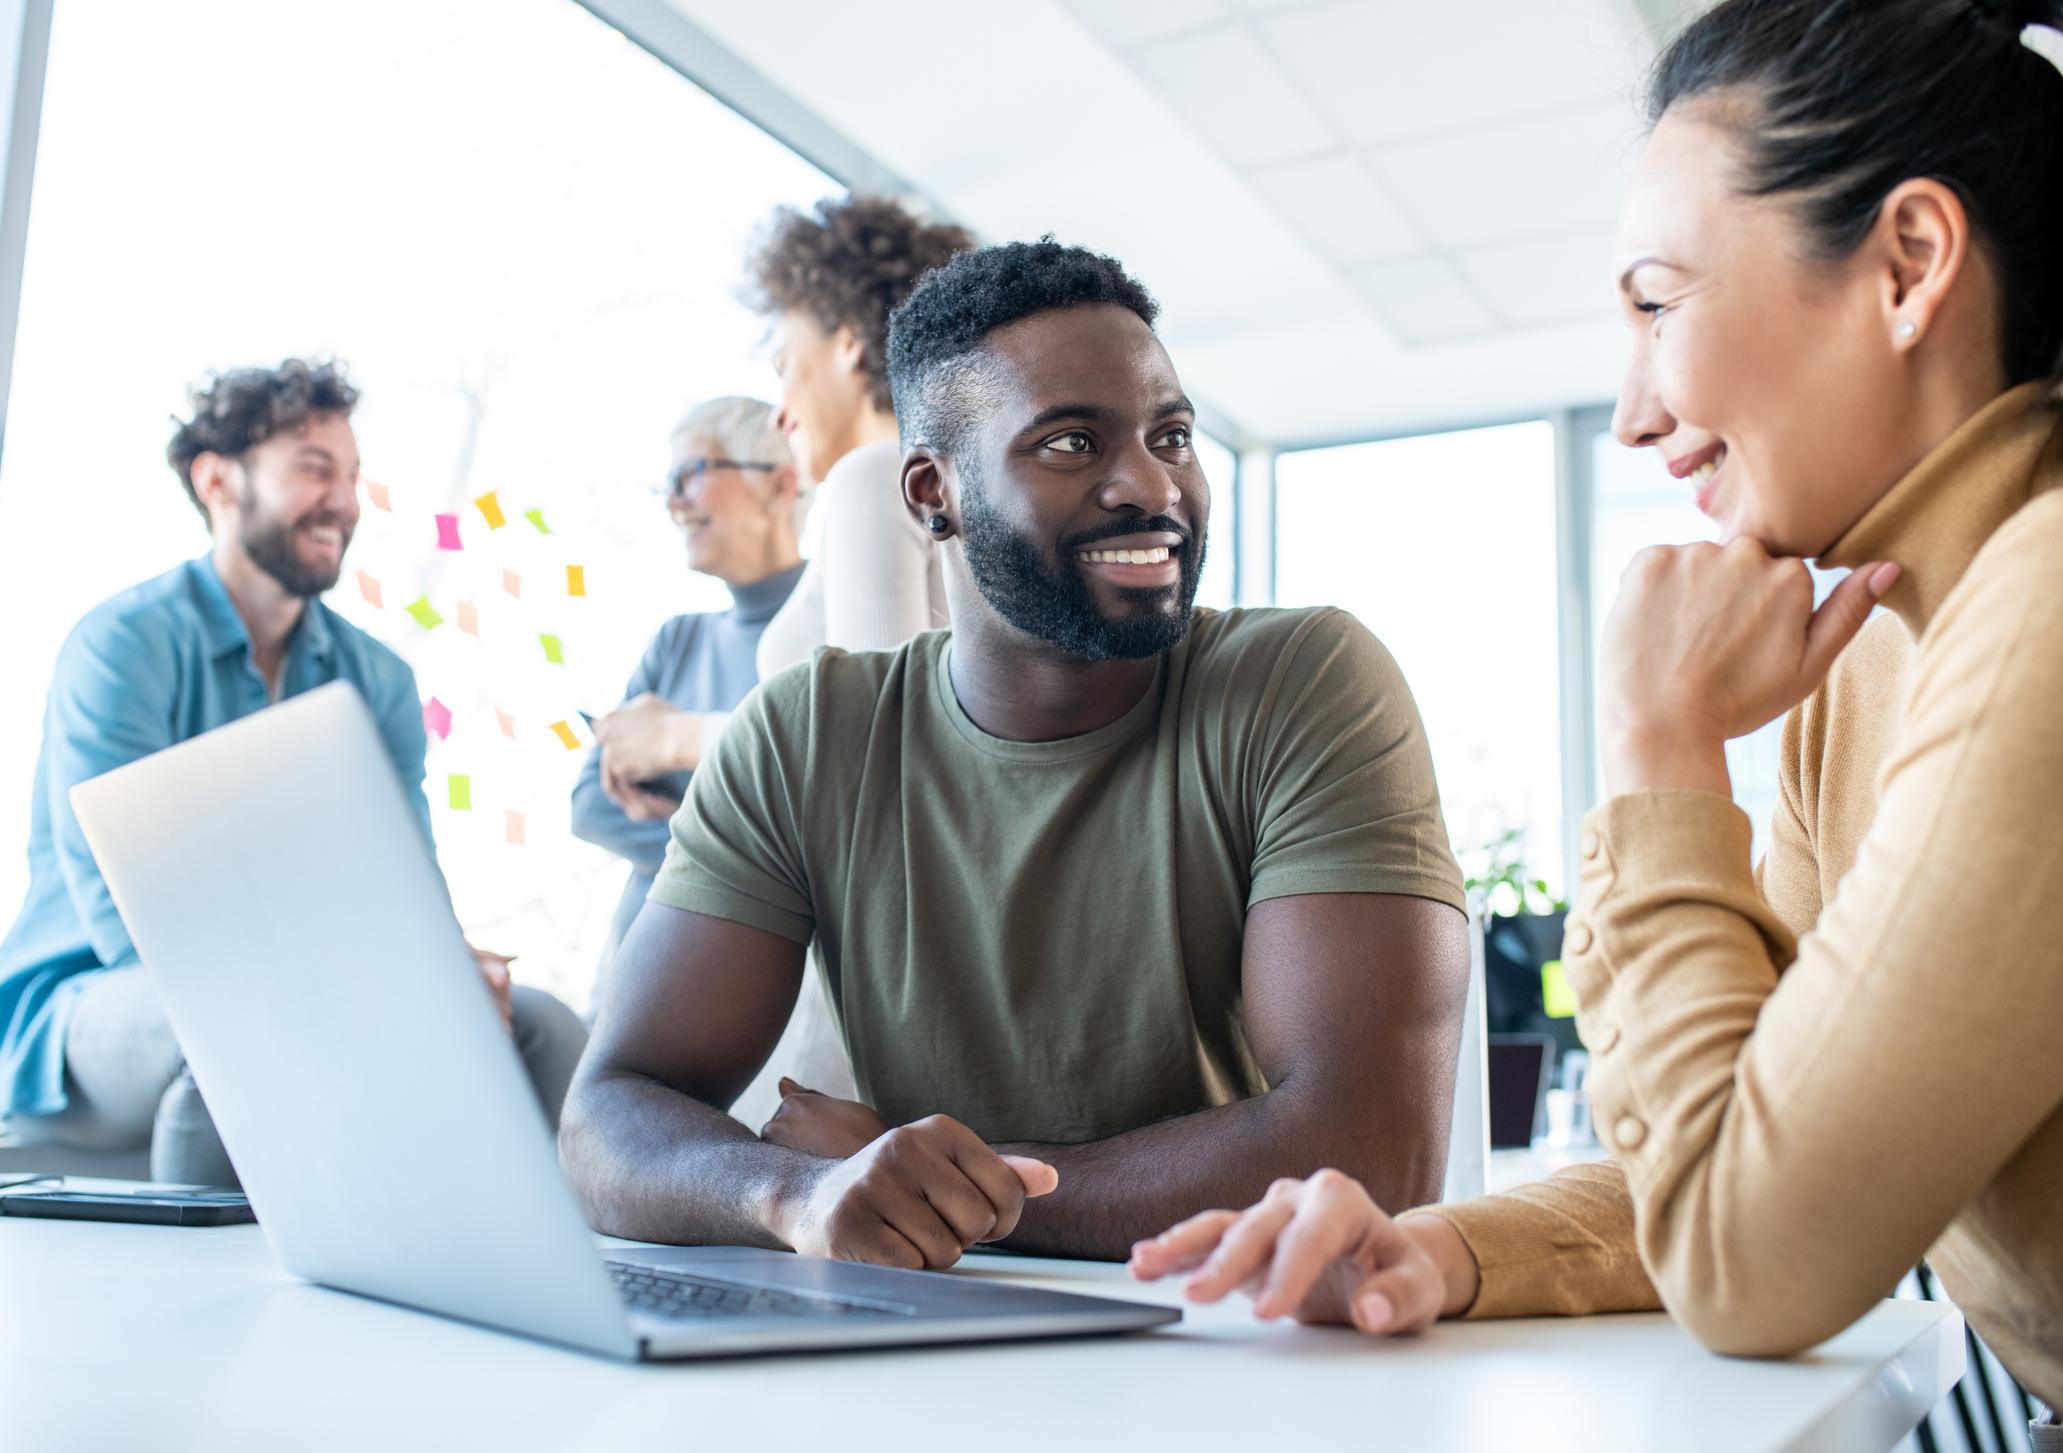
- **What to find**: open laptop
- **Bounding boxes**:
[68,682,1178,1361]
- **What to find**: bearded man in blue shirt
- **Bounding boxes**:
[0,359,587,1184]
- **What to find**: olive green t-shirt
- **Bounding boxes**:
[651,606,1463,1145]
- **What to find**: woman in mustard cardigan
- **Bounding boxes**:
[1132,0,2063,1419]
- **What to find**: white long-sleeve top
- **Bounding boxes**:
[756,438,949,678]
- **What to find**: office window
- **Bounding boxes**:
[0,0,838,1009]
[1276,421,1563,895]
[1194,430,1237,610]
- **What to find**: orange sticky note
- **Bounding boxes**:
[495,708,515,739]
[505,809,525,846]
[548,719,580,751]
[566,564,586,597]
[474,491,507,530]
[355,569,382,607]
[502,568,522,599]
[365,480,392,511]
[456,600,479,636]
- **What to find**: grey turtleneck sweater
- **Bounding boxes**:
[571,562,804,953]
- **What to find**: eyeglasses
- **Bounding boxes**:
[659,458,780,500]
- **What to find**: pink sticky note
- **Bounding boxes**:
[456,600,479,637]
[354,570,382,608]
[366,480,392,512]
[495,708,516,739]
[435,513,463,551]
[502,568,522,599]
[505,810,526,846]
[423,696,453,742]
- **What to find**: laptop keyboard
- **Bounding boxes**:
[607,1261,887,1320]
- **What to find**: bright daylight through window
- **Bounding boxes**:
[1275,421,1562,899]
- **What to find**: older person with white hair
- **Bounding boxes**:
[573,396,807,958]
[574,396,855,1124]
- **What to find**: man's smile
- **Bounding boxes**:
[1075,531,1183,587]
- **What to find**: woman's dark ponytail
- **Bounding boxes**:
[1651,0,2063,382]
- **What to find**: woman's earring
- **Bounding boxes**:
[927,515,951,537]
[1896,320,1917,340]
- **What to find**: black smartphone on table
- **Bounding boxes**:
[0,1185,254,1226]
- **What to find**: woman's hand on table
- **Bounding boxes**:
[1127,1170,1480,1335]
[1597,541,1899,796]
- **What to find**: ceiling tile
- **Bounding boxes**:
[1259,0,1647,145]
[1059,0,1238,48]
[1246,153,1425,266]
[1128,24,1342,167]
[1454,230,1618,328]
[1348,255,1499,345]
[1367,103,1640,249]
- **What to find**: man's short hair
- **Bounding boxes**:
[885,239,1159,461]
[741,195,975,416]
[166,359,360,521]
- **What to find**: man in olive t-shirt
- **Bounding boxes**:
[562,241,1470,1268]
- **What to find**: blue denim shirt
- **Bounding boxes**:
[0,555,430,1118]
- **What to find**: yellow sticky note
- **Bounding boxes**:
[405,596,443,630]
[548,719,580,751]
[505,809,525,845]
[496,707,516,739]
[539,633,565,664]
[474,491,507,530]
[566,564,586,597]
[1541,959,1577,1019]
[456,600,479,636]
[447,774,472,811]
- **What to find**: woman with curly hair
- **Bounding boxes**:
[716,197,973,1131]
[743,194,974,678]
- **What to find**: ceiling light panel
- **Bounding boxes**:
[1259,0,1648,146]
[1368,102,1640,250]
[1245,152,1426,266]
[1128,24,1342,167]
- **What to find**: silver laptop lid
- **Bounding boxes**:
[70,682,635,1359]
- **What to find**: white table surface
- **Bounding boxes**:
[0,1208,1964,1453]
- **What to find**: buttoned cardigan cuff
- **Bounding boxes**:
[1407,1197,1576,1320]
[1575,789,1757,903]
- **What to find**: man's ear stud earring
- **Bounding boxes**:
[1896,320,1917,340]
[927,515,950,536]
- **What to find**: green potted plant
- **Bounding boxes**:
[1464,827,1579,1058]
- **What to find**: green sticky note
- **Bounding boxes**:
[524,508,551,535]
[405,596,444,630]
[539,633,565,664]
[1541,959,1577,1019]
[447,774,471,811]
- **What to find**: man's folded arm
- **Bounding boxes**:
[995,890,1470,1260]
[559,901,816,1246]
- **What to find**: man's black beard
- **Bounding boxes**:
[239,490,347,598]
[958,463,1202,662]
